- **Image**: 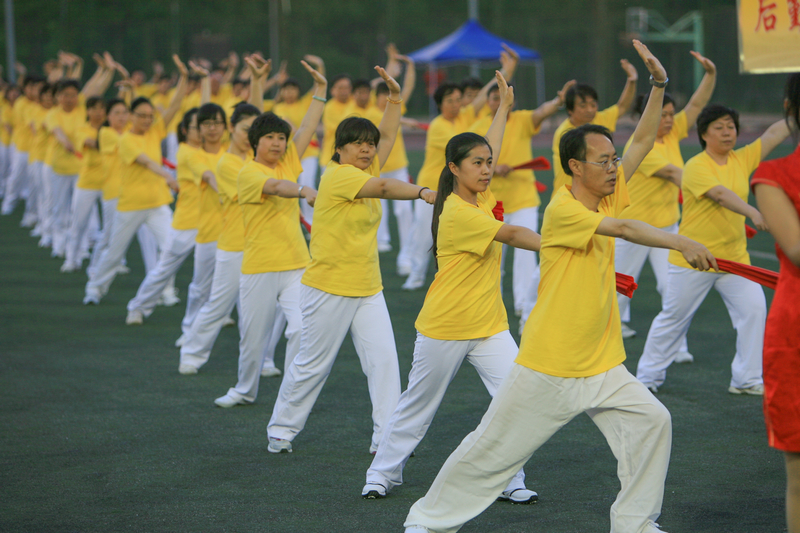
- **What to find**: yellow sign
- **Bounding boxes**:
[738,0,800,73]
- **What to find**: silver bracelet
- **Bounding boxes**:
[298,185,305,198]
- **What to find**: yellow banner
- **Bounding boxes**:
[738,0,800,73]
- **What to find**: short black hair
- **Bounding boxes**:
[331,116,380,163]
[434,83,461,110]
[130,96,153,112]
[248,112,292,153]
[281,78,301,90]
[696,104,739,149]
[22,74,45,87]
[565,84,599,112]
[232,78,247,87]
[352,79,371,91]
[56,79,80,94]
[178,107,199,143]
[375,82,390,97]
[105,98,127,115]
[230,103,261,127]
[487,83,512,97]
[633,91,676,116]
[460,77,483,92]
[197,103,227,128]
[39,82,53,98]
[86,96,105,110]
[330,74,352,88]
[559,124,614,176]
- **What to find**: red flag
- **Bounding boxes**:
[535,181,547,193]
[513,156,551,171]
[615,272,638,298]
[162,158,177,170]
[492,201,504,222]
[745,225,757,239]
[300,215,312,233]
[715,258,778,290]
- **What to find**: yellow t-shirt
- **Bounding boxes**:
[416,191,507,340]
[11,97,32,151]
[117,118,173,212]
[172,143,201,230]
[620,110,688,228]
[99,126,123,201]
[238,143,308,274]
[216,151,250,252]
[45,106,86,176]
[469,110,543,213]
[416,109,475,190]
[274,93,320,160]
[302,158,383,297]
[669,139,762,269]
[76,124,104,190]
[552,105,620,192]
[29,105,51,163]
[319,98,355,167]
[189,147,226,243]
[516,167,630,377]
[364,104,410,174]
[136,83,159,98]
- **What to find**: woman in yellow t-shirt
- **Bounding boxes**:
[266,67,436,454]
[617,51,717,345]
[84,55,188,304]
[28,83,54,244]
[637,104,791,395]
[364,78,543,503]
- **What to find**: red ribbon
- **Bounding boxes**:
[715,258,778,290]
[513,156,551,171]
[492,201,504,222]
[300,215,312,233]
[615,272,638,298]
[417,123,430,131]
[745,225,757,239]
[162,158,177,170]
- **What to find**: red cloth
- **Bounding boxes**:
[417,123,430,131]
[535,181,547,193]
[615,272,638,298]
[715,258,778,290]
[300,215,312,233]
[745,225,757,239]
[492,201,504,222]
[162,158,176,170]
[512,156,551,171]
[74,152,83,159]
[751,145,800,452]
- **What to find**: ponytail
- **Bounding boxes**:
[431,165,456,261]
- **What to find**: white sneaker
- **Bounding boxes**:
[362,483,388,499]
[159,288,180,307]
[377,242,392,253]
[674,351,694,364]
[126,310,144,325]
[83,292,100,305]
[497,488,538,504]
[115,264,130,275]
[222,317,236,328]
[728,384,764,396]
[60,262,79,273]
[401,276,425,291]
[621,323,637,338]
[268,437,292,453]
[261,366,282,377]
[174,334,187,347]
[645,383,659,394]
[405,528,429,533]
[397,264,412,276]
[214,393,246,408]
[178,364,198,375]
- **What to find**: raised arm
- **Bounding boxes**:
[79,54,106,97]
[221,52,239,85]
[397,55,416,103]
[682,51,717,128]
[499,44,520,83]
[620,40,667,181]
[244,55,271,109]
[375,66,402,170]
[189,61,211,104]
[484,71,514,175]
[755,183,800,267]
[759,118,791,160]
[162,55,189,127]
[292,60,327,156]
[616,59,639,116]
[531,79,575,129]
[705,185,768,230]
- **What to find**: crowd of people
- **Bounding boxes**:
[1,39,799,533]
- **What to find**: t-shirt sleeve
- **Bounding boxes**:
[468,116,490,136]
[683,157,721,199]
[596,105,620,132]
[634,144,671,179]
[738,138,762,175]
[330,165,374,201]
[237,165,269,205]
[216,157,238,202]
[452,204,504,256]
[429,119,452,152]
[187,152,212,185]
[44,110,58,133]
[118,134,142,166]
[547,196,607,250]
[98,128,117,155]
[518,110,540,137]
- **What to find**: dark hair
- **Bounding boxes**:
[431,132,492,260]
[188,74,203,83]
[565,84,598,112]
[633,91,676,116]
[559,124,614,176]
[696,104,739,149]
[197,102,227,128]
[86,96,104,110]
[330,74,352,88]
[178,107,199,144]
[434,83,461,110]
[39,82,53,99]
[487,83,513,98]
[105,98,127,115]
[281,78,301,90]
[130,96,153,112]
[330,116,380,163]
[232,77,247,87]
[230,103,261,126]
[248,112,292,153]
[352,79,371,92]
[375,82,390,97]
[784,73,800,139]
[22,74,45,87]
[56,79,80,94]
[460,77,483,92]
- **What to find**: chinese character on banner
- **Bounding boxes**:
[790,0,800,29]
[739,0,800,72]
[756,0,778,30]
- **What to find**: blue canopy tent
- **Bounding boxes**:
[408,19,546,116]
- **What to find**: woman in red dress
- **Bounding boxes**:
[751,72,800,533]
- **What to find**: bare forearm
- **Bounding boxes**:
[760,119,791,159]
[162,75,187,126]
[485,106,511,170]
[294,85,326,155]
[378,178,426,200]
[622,86,665,179]
[531,96,562,129]
[711,187,759,219]
[616,78,637,116]
[263,178,304,199]
[377,99,402,168]
[684,72,716,126]
[248,74,263,109]
[619,219,685,250]
[496,225,541,252]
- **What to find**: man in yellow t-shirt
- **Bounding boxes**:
[551,60,640,193]
[404,44,717,533]
[319,74,355,168]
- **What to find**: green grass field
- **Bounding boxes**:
[0,145,791,532]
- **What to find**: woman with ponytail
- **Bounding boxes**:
[362,72,541,504]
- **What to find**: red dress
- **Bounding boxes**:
[751,144,800,452]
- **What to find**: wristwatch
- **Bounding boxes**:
[649,75,668,88]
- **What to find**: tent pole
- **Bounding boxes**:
[5,0,17,84]
[535,59,545,107]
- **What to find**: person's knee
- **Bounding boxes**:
[644,400,672,434]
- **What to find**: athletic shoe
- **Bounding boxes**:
[378,242,393,253]
[214,393,246,408]
[396,264,412,276]
[646,383,659,394]
[222,317,236,327]
[728,384,764,396]
[174,334,187,348]
[362,483,387,499]
[115,265,131,275]
[20,214,36,227]
[83,292,100,305]
[621,323,637,338]
[60,262,79,273]
[126,310,144,325]
[401,276,425,291]
[643,520,669,532]
[268,437,292,453]
[497,488,538,504]
[261,366,282,378]
[178,364,198,375]
[38,236,51,248]
[405,528,428,533]
[30,226,42,237]
[159,288,180,307]
[674,351,694,364]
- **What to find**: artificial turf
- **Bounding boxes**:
[0,145,790,532]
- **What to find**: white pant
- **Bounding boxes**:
[165,133,179,166]
[30,162,49,234]
[367,330,526,493]
[268,286,402,451]
[64,187,103,268]
[86,205,173,300]
[182,241,217,335]
[502,207,540,316]
[1,146,27,214]
[299,156,318,224]
[405,364,671,533]
[50,172,79,257]
[127,227,197,316]
[225,269,304,402]
[405,200,434,284]
[636,264,766,390]
[377,167,415,270]
[22,159,41,223]
[0,144,7,196]
[87,198,152,277]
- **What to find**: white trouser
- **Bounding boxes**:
[299,156,318,224]
[377,167,415,269]
[50,172,78,257]
[367,330,526,493]
[405,200,434,284]
[39,165,57,244]
[268,286,402,451]
[30,162,48,232]
[225,269,304,401]
[86,205,173,299]
[502,206,539,316]
[165,133,179,166]
[64,187,103,267]
[1,146,27,214]
[127,227,198,315]
[88,198,144,277]
[22,159,40,223]
[0,144,7,196]
[636,264,766,390]
[182,241,218,334]
[405,364,671,533]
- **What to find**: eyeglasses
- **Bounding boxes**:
[200,120,225,128]
[578,157,621,172]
